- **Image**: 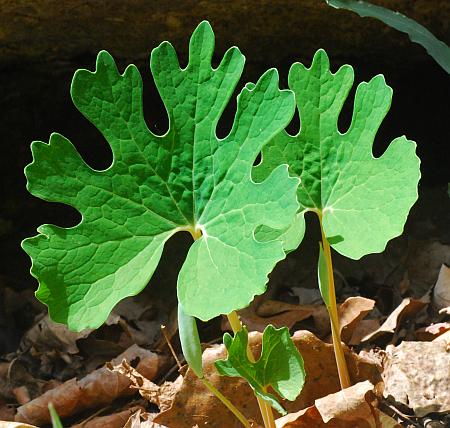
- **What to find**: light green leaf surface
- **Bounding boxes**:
[22,21,299,330]
[317,243,330,307]
[215,325,305,415]
[326,0,450,74]
[49,403,64,428]
[178,303,203,378]
[254,49,420,259]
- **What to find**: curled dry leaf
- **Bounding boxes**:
[19,315,91,356]
[71,406,146,428]
[383,340,450,416]
[275,381,400,428]
[221,299,328,334]
[109,360,182,412]
[432,264,450,312]
[362,297,428,342]
[223,297,374,343]
[337,297,375,344]
[124,410,166,428]
[415,322,450,341]
[14,345,167,426]
[155,330,381,428]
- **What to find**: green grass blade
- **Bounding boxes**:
[48,403,64,428]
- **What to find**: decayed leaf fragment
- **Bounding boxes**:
[155,330,381,428]
[382,340,450,417]
[14,345,166,426]
[275,381,400,428]
[254,48,420,259]
[338,297,375,343]
[22,21,299,330]
[223,296,375,344]
[362,297,427,342]
[433,264,450,311]
[109,359,182,412]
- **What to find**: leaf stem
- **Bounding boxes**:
[185,230,251,428]
[317,213,351,389]
[201,377,252,428]
[227,311,276,428]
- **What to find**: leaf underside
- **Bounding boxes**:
[215,325,305,415]
[22,21,299,330]
[254,49,421,260]
[326,0,450,74]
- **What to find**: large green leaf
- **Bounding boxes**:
[254,49,420,260]
[22,21,299,330]
[215,325,305,415]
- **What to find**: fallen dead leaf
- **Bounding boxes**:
[223,297,374,343]
[275,381,400,428]
[362,297,427,342]
[432,264,450,311]
[349,320,381,346]
[109,359,182,412]
[71,406,146,428]
[433,329,450,346]
[415,322,450,341]
[124,410,166,428]
[14,345,168,426]
[154,331,381,428]
[221,299,328,334]
[383,340,450,416]
[337,297,375,343]
[19,315,91,356]
[0,423,37,428]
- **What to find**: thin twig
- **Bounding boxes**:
[161,324,182,369]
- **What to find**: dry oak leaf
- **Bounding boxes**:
[275,381,400,428]
[383,340,450,417]
[221,299,328,334]
[337,297,375,344]
[155,330,381,428]
[14,345,166,426]
[224,297,375,345]
[415,322,450,341]
[109,360,182,412]
[433,264,450,312]
[71,406,146,428]
[362,297,427,342]
[124,410,167,428]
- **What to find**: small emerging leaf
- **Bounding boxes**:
[254,49,420,260]
[178,303,203,378]
[215,325,305,415]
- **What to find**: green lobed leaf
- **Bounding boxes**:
[22,21,299,330]
[254,49,421,260]
[325,0,450,74]
[215,325,305,415]
[178,303,203,378]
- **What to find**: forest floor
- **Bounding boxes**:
[0,186,449,428]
